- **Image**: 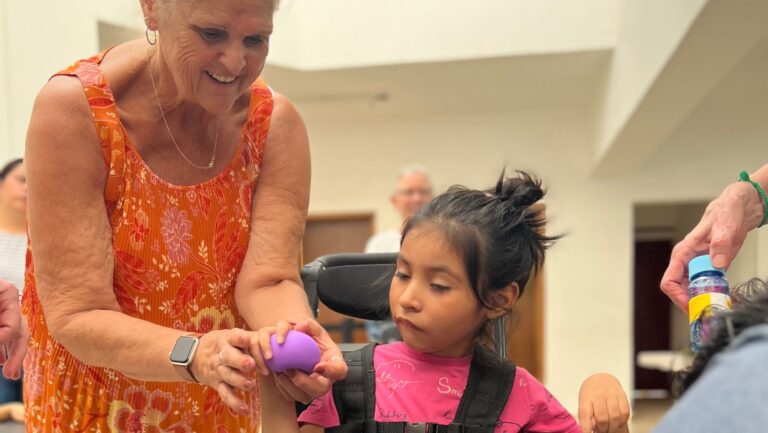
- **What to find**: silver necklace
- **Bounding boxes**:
[147,64,219,170]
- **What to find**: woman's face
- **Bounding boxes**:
[0,163,27,214]
[152,0,274,113]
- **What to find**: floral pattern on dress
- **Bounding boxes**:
[21,48,273,432]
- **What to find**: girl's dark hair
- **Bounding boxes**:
[401,170,562,309]
[0,159,22,181]
[672,277,768,396]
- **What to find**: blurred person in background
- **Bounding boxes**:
[364,164,433,342]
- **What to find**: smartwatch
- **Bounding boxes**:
[170,334,202,382]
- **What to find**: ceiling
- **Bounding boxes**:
[261,49,612,120]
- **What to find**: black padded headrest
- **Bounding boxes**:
[302,253,396,321]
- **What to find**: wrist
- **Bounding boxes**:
[170,333,203,383]
[734,172,767,229]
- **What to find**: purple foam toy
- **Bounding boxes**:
[265,330,321,373]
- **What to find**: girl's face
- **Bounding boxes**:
[390,226,491,357]
[149,0,273,113]
[0,163,27,214]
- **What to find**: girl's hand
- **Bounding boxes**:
[190,328,258,414]
[578,373,630,433]
[272,319,348,404]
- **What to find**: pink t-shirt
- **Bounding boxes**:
[299,342,579,433]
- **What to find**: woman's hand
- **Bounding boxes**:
[269,319,348,404]
[661,182,764,311]
[190,328,258,414]
[0,279,27,380]
[578,373,630,433]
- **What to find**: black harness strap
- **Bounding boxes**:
[450,346,517,432]
[331,343,378,432]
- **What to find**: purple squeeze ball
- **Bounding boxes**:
[265,330,321,374]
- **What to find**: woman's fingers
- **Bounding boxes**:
[710,212,747,269]
[227,328,252,351]
[219,344,255,375]
[215,381,249,414]
[661,229,710,311]
[217,361,256,392]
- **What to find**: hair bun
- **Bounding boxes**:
[491,170,544,209]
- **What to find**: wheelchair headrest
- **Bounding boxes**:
[301,253,396,321]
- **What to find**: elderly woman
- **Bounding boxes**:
[23,0,345,431]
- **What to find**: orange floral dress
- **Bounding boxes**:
[21,49,272,432]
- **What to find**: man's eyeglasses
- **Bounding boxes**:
[395,189,432,197]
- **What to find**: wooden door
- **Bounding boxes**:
[506,271,544,380]
[634,240,673,390]
[505,203,546,380]
[302,213,374,344]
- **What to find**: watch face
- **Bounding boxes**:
[170,336,197,364]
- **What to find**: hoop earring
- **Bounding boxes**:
[145,27,157,46]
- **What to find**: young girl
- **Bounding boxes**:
[260,170,628,433]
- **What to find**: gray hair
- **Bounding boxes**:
[397,164,430,181]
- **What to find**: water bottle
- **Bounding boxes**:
[688,255,731,351]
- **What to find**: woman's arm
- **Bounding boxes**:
[234,93,312,330]
[234,93,346,401]
[26,76,254,410]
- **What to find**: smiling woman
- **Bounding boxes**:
[21,0,345,432]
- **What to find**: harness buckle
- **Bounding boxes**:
[404,422,428,433]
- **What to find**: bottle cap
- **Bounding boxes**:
[688,254,724,280]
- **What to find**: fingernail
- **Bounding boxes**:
[712,254,726,268]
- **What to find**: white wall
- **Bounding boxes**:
[758,231,768,279]
[0,0,13,162]
[270,0,617,70]
[597,0,707,156]
[3,1,143,155]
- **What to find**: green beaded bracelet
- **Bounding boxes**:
[739,170,768,227]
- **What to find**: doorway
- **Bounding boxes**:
[633,202,708,397]
[302,213,374,344]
